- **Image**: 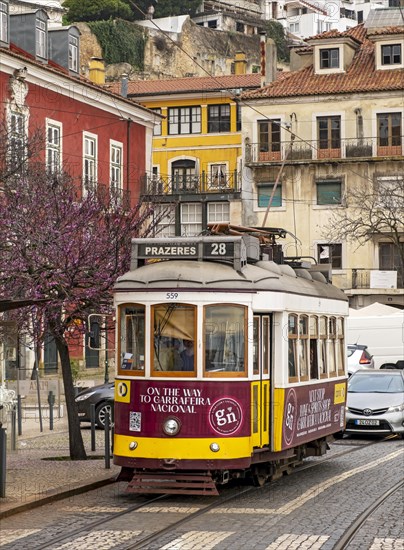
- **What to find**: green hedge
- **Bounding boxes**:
[87,20,146,69]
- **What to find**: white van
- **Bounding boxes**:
[347,305,404,369]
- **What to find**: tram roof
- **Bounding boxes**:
[114,259,348,302]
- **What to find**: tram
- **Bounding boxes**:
[112,226,348,495]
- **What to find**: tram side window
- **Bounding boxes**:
[204,304,246,374]
[119,305,145,373]
[253,317,260,375]
[152,304,196,374]
[309,316,319,379]
[288,314,298,381]
[262,316,270,375]
[336,317,345,375]
[252,315,270,376]
[319,316,328,377]
[298,315,309,381]
[328,317,337,376]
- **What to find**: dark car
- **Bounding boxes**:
[75,382,114,428]
[345,369,404,438]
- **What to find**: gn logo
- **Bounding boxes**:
[115,381,130,403]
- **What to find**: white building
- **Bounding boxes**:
[194,0,402,39]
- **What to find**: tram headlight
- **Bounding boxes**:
[163,417,181,436]
[210,442,220,453]
[129,441,138,451]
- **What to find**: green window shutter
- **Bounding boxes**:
[316,181,341,205]
[258,184,282,207]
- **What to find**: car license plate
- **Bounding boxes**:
[355,419,380,426]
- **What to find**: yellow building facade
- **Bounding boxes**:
[111,72,260,236]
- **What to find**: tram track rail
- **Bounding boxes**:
[9,436,400,550]
[333,478,404,550]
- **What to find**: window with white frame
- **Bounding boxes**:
[320,48,340,69]
[36,18,46,58]
[381,44,401,66]
[316,178,342,205]
[8,111,26,168]
[375,176,404,209]
[257,183,282,208]
[110,142,123,197]
[46,121,62,174]
[207,202,230,223]
[156,204,176,237]
[377,113,402,148]
[210,164,227,188]
[289,22,300,33]
[0,1,8,43]
[151,108,162,136]
[180,203,202,236]
[83,133,97,191]
[68,35,78,72]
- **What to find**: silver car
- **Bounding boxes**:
[345,369,404,438]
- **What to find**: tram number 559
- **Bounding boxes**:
[166,292,179,300]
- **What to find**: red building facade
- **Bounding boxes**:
[0,5,156,378]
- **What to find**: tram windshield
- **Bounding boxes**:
[152,303,196,373]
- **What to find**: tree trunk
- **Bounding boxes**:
[54,334,87,460]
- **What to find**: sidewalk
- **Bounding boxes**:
[0,415,119,519]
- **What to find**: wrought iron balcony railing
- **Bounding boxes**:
[141,170,240,197]
[245,137,403,164]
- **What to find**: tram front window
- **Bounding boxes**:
[204,304,246,374]
[153,304,196,373]
[119,305,145,372]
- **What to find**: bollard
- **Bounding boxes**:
[90,404,96,452]
[17,395,22,436]
[0,426,6,497]
[10,407,17,451]
[104,410,110,469]
[47,391,55,431]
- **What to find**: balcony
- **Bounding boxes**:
[331,269,403,291]
[245,137,402,165]
[140,171,241,197]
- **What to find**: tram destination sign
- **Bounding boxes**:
[137,241,234,260]
[131,236,259,271]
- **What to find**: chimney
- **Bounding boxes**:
[260,34,277,87]
[121,74,128,98]
[88,57,105,85]
[234,51,247,75]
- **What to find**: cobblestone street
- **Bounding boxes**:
[1,433,402,550]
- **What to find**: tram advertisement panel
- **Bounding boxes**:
[115,380,250,438]
[281,381,346,448]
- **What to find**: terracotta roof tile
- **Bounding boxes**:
[243,25,404,100]
[1,47,153,116]
[107,74,262,97]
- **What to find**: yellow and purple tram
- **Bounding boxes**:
[112,228,348,495]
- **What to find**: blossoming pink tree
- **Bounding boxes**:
[0,166,160,459]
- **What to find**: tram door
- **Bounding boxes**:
[251,315,271,448]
